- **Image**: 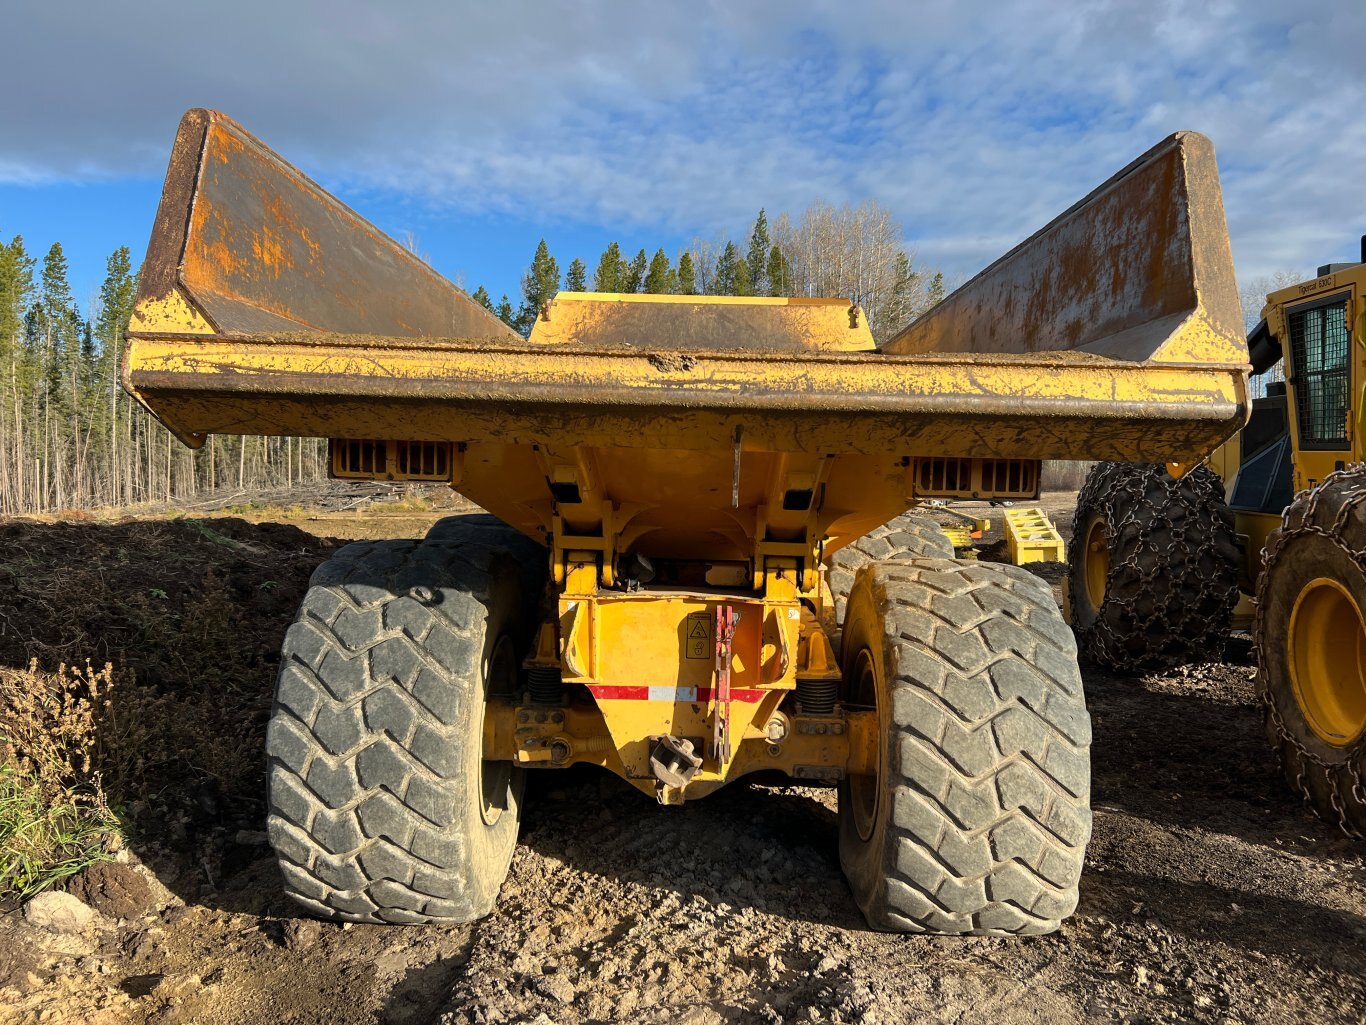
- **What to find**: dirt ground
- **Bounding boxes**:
[2,494,1364,1025]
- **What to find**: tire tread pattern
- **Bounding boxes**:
[847,559,1091,936]
[1255,466,1366,837]
[1068,462,1239,669]
[828,512,955,625]
[265,539,519,924]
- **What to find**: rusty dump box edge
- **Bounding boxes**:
[123,109,1250,465]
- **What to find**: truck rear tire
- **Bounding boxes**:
[1256,468,1366,837]
[266,539,527,923]
[1068,462,1239,669]
[424,513,547,626]
[827,512,955,626]
[838,559,1091,934]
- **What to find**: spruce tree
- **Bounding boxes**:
[517,239,559,336]
[746,209,770,296]
[712,242,740,296]
[471,284,495,313]
[927,272,946,308]
[79,317,97,403]
[0,236,37,368]
[765,244,793,297]
[495,294,516,328]
[516,242,556,333]
[644,249,675,294]
[92,246,138,480]
[733,259,753,297]
[566,257,587,292]
[677,252,697,296]
[95,247,136,349]
[879,251,920,336]
[40,243,78,420]
[593,242,625,292]
[624,248,647,293]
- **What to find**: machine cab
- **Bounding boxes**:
[1217,238,1364,591]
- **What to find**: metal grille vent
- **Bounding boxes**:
[915,457,972,495]
[911,458,1039,500]
[330,440,455,481]
[332,439,387,477]
[980,459,1036,495]
[1288,296,1350,450]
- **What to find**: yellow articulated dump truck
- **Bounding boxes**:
[1071,245,1366,837]
[123,110,1249,933]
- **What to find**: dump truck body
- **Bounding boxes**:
[125,110,1249,932]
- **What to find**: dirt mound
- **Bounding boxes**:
[0,516,339,895]
[0,517,332,682]
[66,862,152,921]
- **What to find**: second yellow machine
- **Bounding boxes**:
[1071,247,1366,837]
[123,110,1250,934]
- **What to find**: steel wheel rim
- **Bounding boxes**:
[848,648,881,843]
[1083,513,1109,612]
[1288,576,1366,747]
[480,635,518,825]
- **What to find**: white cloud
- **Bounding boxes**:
[2,0,1362,281]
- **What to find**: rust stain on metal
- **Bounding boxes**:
[882,132,1246,371]
[135,108,517,342]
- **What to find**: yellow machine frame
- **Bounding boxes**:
[1212,260,1365,602]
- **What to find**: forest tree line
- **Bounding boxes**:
[0,198,942,514]
[0,237,326,515]
[472,202,945,342]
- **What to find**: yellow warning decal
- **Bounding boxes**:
[685,611,710,659]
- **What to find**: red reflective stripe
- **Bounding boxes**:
[586,684,764,702]
[587,685,649,701]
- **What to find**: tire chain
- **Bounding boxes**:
[1071,463,1239,669]
[1254,463,1366,837]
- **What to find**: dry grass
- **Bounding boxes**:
[0,662,121,899]
[0,515,337,901]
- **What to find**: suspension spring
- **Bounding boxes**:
[795,676,838,716]
[527,665,564,705]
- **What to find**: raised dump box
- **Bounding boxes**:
[125,110,1249,936]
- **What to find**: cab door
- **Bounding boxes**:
[1283,288,1356,490]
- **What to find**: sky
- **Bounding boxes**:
[1,0,1363,315]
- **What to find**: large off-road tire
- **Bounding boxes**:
[266,539,527,923]
[1068,462,1239,669]
[424,513,548,623]
[837,559,1091,934]
[826,512,955,626]
[1256,467,1366,837]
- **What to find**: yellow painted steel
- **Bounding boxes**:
[1232,510,1282,593]
[531,292,876,352]
[1003,506,1067,564]
[939,525,975,550]
[121,109,1256,802]
[122,334,1246,459]
[482,701,879,784]
[1288,576,1366,746]
[552,561,811,798]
